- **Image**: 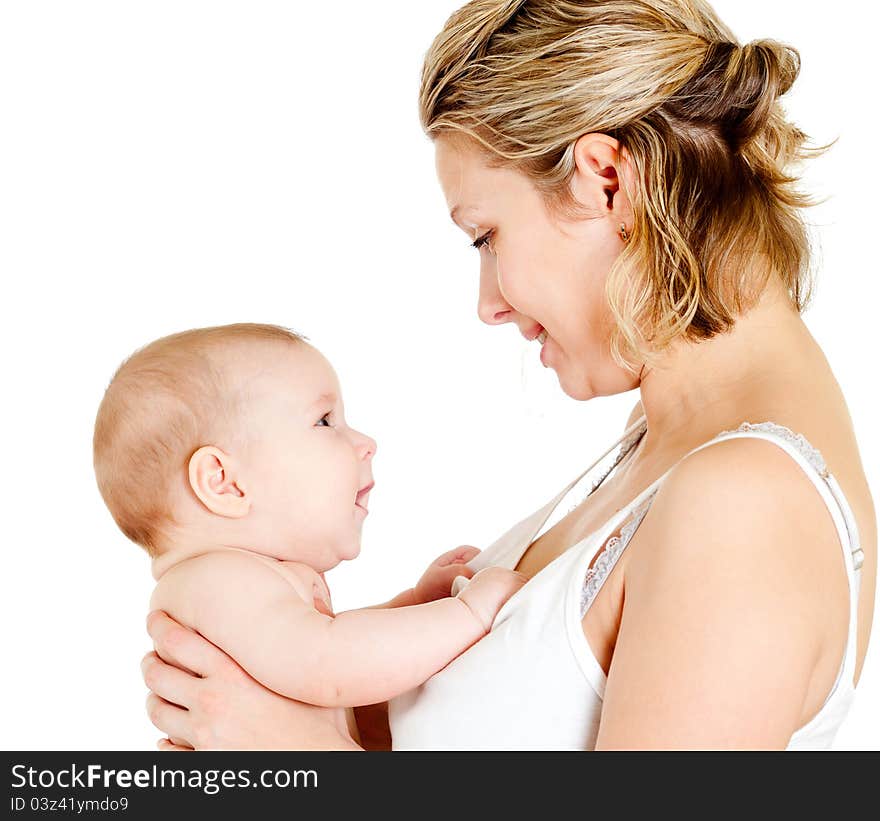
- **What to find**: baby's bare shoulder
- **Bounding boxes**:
[150,550,315,626]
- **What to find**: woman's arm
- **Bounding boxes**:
[593,438,841,749]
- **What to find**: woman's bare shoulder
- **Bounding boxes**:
[598,437,843,748]
[636,434,844,558]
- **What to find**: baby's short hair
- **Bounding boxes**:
[93,323,306,557]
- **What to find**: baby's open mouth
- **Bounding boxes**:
[355,481,374,512]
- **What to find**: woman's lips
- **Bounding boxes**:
[524,323,544,342]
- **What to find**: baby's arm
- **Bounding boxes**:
[365,588,418,609]
[363,545,483,609]
[150,551,522,708]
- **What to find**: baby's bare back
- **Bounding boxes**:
[149,549,361,750]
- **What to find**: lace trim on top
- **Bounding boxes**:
[579,489,657,618]
[718,421,830,477]
[720,421,864,572]
[578,418,854,616]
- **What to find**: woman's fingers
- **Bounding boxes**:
[141,651,200,709]
[145,693,193,744]
[146,610,226,678]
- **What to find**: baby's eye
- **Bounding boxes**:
[316,412,334,428]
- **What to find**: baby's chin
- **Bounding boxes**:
[312,536,362,571]
[250,534,362,570]
[338,539,362,563]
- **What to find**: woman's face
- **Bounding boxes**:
[435,134,639,400]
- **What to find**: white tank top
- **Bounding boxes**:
[389,414,863,750]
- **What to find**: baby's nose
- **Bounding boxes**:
[365,435,377,458]
[356,431,377,459]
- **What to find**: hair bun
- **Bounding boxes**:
[670,38,801,152]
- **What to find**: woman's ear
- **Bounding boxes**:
[187,445,251,518]
[570,132,633,220]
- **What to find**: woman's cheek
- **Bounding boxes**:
[496,257,534,313]
[492,254,510,303]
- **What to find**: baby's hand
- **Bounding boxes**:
[456,567,528,633]
[413,545,481,604]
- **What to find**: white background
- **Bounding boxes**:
[1,1,876,750]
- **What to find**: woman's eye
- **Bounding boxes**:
[471,231,494,253]
[316,413,333,428]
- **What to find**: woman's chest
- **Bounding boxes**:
[514,471,644,580]
[390,536,609,750]
[513,476,649,677]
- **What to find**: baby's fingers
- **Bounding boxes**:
[433,562,475,592]
[436,545,481,566]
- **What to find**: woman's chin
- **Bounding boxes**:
[553,360,596,401]
[560,379,593,401]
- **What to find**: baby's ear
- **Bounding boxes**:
[187,445,250,518]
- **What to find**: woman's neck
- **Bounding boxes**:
[636,277,822,450]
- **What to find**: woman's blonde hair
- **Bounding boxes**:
[420,0,829,370]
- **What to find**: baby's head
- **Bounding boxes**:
[93,323,376,573]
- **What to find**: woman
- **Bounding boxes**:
[142,0,876,750]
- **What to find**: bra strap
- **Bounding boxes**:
[685,424,863,581]
[558,413,648,500]
[669,424,861,693]
[531,413,648,535]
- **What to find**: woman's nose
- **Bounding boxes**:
[476,255,512,326]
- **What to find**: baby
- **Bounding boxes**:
[93,323,525,750]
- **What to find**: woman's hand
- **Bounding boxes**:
[412,545,481,604]
[142,610,357,750]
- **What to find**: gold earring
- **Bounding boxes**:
[619,223,630,242]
